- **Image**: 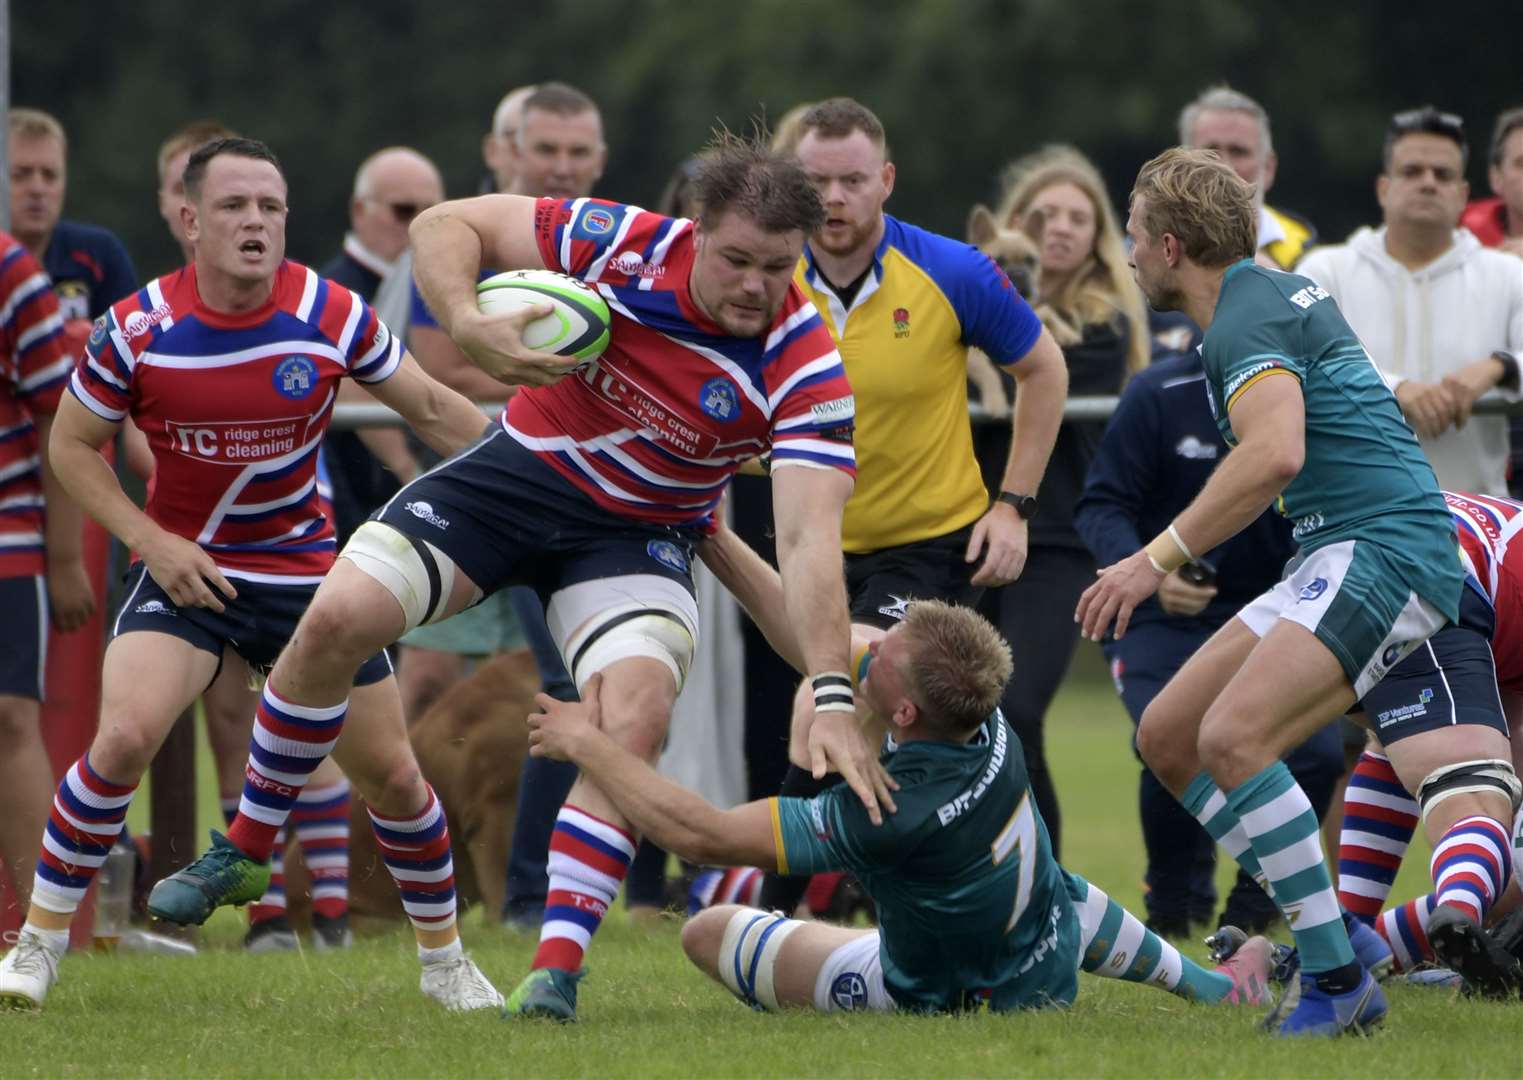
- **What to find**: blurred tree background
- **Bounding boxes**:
[15,0,1523,273]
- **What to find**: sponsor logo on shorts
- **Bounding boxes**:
[1292,513,1325,541]
[1174,435,1218,460]
[1110,656,1125,694]
[646,539,689,573]
[405,500,450,530]
[1377,692,1431,729]
[830,972,868,1011]
[1015,904,1065,976]
[877,594,912,621]
[272,355,318,399]
[1298,577,1328,602]
[809,796,831,843]
[1382,641,1406,667]
[134,599,174,616]
[576,206,617,238]
[122,303,172,339]
[698,377,739,422]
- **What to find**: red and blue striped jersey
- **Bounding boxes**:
[504,197,856,529]
[69,261,401,582]
[1445,490,1523,690]
[0,234,73,578]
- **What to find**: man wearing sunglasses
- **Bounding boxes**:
[1297,106,1523,498]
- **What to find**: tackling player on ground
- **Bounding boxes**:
[526,583,1276,1015]
[1076,148,1475,1036]
[0,138,503,1012]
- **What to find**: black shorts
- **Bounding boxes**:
[844,525,985,629]
[1358,583,1508,744]
[374,427,702,604]
[0,575,46,700]
[114,564,392,687]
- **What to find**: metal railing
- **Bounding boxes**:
[328,393,1521,430]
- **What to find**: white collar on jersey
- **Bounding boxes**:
[343,232,400,279]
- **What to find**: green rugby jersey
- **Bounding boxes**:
[1201,259,1462,621]
[771,711,1079,1013]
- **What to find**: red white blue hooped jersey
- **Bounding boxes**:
[504,197,856,529]
[70,261,401,582]
[1446,490,1523,690]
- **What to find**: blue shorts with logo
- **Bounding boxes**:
[113,564,392,686]
[0,575,47,700]
[1357,580,1508,744]
[374,427,702,604]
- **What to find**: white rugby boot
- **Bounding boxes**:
[0,929,63,1010]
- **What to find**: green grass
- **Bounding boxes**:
[8,663,1505,1080]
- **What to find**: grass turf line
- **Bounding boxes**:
[10,673,1491,1078]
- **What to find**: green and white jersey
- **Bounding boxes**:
[770,710,1079,1013]
[1201,259,1463,621]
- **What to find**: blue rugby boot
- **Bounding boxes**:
[1265,969,1386,1038]
[1343,909,1393,980]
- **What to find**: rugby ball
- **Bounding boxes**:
[476,269,611,369]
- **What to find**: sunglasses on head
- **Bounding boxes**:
[1389,107,1465,140]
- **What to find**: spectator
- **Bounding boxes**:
[1179,85,1316,269]
[158,120,238,265]
[481,84,538,195]
[1073,330,1344,938]
[0,234,91,914]
[1298,106,1523,496]
[1461,106,1523,257]
[8,109,138,346]
[968,144,1145,859]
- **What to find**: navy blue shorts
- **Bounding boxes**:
[844,525,984,628]
[374,427,702,604]
[114,564,392,687]
[0,575,47,700]
[1358,582,1507,744]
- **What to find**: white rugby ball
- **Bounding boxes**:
[476,269,611,369]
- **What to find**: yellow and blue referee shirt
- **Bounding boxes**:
[797,215,1043,554]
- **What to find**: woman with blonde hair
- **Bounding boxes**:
[967,144,1146,859]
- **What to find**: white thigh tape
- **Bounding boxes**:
[718,908,802,1011]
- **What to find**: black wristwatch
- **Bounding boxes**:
[996,491,1039,519]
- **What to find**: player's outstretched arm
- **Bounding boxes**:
[771,464,895,824]
[359,350,492,459]
[698,518,807,674]
[527,675,781,870]
[48,394,236,612]
[1076,371,1304,642]
[968,327,1067,587]
[409,194,571,388]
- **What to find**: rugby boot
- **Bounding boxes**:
[147,830,271,926]
[244,914,299,954]
[1264,969,1386,1038]
[1426,903,1522,999]
[421,952,504,1011]
[0,929,61,1010]
[503,967,584,1022]
[1343,909,1394,980]
[1212,933,1276,1005]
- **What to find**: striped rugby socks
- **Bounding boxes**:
[367,785,457,932]
[1377,814,1512,970]
[226,685,347,860]
[1337,751,1418,923]
[31,756,135,916]
[532,805,636,972]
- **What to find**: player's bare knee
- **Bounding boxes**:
[0,696,39,742]
[682,904,741,974]
[1196,712,1269,788]
[353,754,427,818]
[594,673,676,761]
[89,716,162,780]
[1136,705,1192,787]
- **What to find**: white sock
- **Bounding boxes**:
[418,938,463,966]
[21,922,69,956]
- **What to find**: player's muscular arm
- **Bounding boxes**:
[409,194,570,388]
[528,677,781,869]
[772,465,896,823]
[48,394,236,612]
[360,351,490,458]
[409,324,515,402]
[967,328,1068,587]
[34,412,95,632]
[1076,371,1304,641]
[698,520,807,674]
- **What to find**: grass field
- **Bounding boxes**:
[7,664,1517,1079]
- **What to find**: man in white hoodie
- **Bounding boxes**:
[1298,107,1523,496]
